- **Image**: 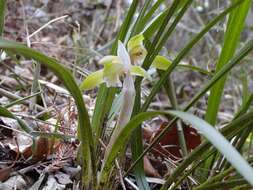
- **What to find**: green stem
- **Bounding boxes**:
[0,0,6,37]
[159,72,188,157]
[194,179,247,190]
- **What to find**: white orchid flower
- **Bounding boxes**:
[80,34,148,90]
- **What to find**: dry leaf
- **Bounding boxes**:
[0,167,12,182]
[143,156,160,177]
[144,122,201,160]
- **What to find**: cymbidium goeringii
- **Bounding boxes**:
[80,34,148,90]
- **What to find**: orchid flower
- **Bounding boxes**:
[80,34,148,90]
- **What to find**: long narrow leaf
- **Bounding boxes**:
[99,110,253,187]
[205,0,251,125]
[0,0,6,36]
[0,106,32,133]
[167,111,253,187]
[141,0,244,112]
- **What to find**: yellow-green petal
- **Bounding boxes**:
[80,70,104,90]
[152,55,172,70]
[129,46,147,61]
[130,66,150,79]
[99,55,120,65]
[104,74,121,87]
[103,61,124,87]
[103,61,124,77]
[127,34,145,51]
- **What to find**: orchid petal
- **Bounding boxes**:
[103,61,124,77]
[127,34,145,52]
[152,55,172,71]
[104,74,122,87]
[103,61,124,87]
[130,65,150,79]
[127,34,147,63]
[80,70,104,90]
[117,41,131,69]
[99,55,120,65]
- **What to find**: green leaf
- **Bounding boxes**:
[141,0,165,30]
[80,70,104,90]
[168,111,253,187]
[143,9,169,38]
[0,0,6,37]
[152,55,171,70]
[205,0,252,125]
[141,0,245,112]
[99,110,253,187]
[130,2,186,189]
[4,91,41,108]
[0,106,32,135]
[162,110,253,189]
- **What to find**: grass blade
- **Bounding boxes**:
[166,111,253,187]
[0,106,32,133]
[0,0,6,37]
[141,0,244,112]
[99,110,253,187]
[4,91,41,108]
[205,0,252,125]
[162,111,253,189]
[141,0,165,30]
[131,0,184,189]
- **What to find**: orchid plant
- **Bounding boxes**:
[80,34,173,147]
[80,35,173,154]
[80,35,151,167]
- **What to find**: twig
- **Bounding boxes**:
[115,159,127,190]
[28,15,69,39]
[124,177,139,190]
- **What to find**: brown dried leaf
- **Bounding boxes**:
[143,156,160,178]
[0,166,12,182]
